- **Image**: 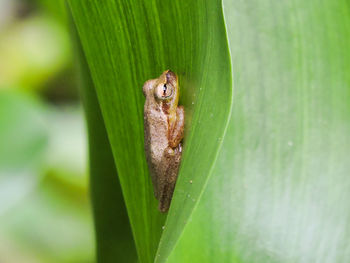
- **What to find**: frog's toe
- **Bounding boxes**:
[166,147,175,156]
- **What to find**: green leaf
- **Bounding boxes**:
[69,0,350,262]
[164,0,350,262]
[68,0,232,262]
[72,16,137,262]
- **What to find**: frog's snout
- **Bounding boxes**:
[165,70,177,84]
[142,79,155,97]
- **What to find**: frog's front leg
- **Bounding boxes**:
[168,106,185,148]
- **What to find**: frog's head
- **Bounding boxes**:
[155,70,178,105]
[143,70,179,111]
[153,70,177,100]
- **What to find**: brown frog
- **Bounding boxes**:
[143,70,185,212]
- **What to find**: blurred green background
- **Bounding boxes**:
[0,0,94,262]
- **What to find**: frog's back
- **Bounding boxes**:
[144,102,170,197]
[144,105,169,161]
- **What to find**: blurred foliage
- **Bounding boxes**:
[0,0,94,262]
[0,14,71,90]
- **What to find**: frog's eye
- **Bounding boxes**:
[155,83,173,100]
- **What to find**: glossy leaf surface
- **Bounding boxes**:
[68,1,231,262]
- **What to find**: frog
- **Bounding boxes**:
[143,70,185,212]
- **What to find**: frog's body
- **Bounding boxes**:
[143,70,184,212]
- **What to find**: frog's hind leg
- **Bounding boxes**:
[158,145,182,212]
[158,183,172,213]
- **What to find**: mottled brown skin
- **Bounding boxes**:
[143,70,185,212]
